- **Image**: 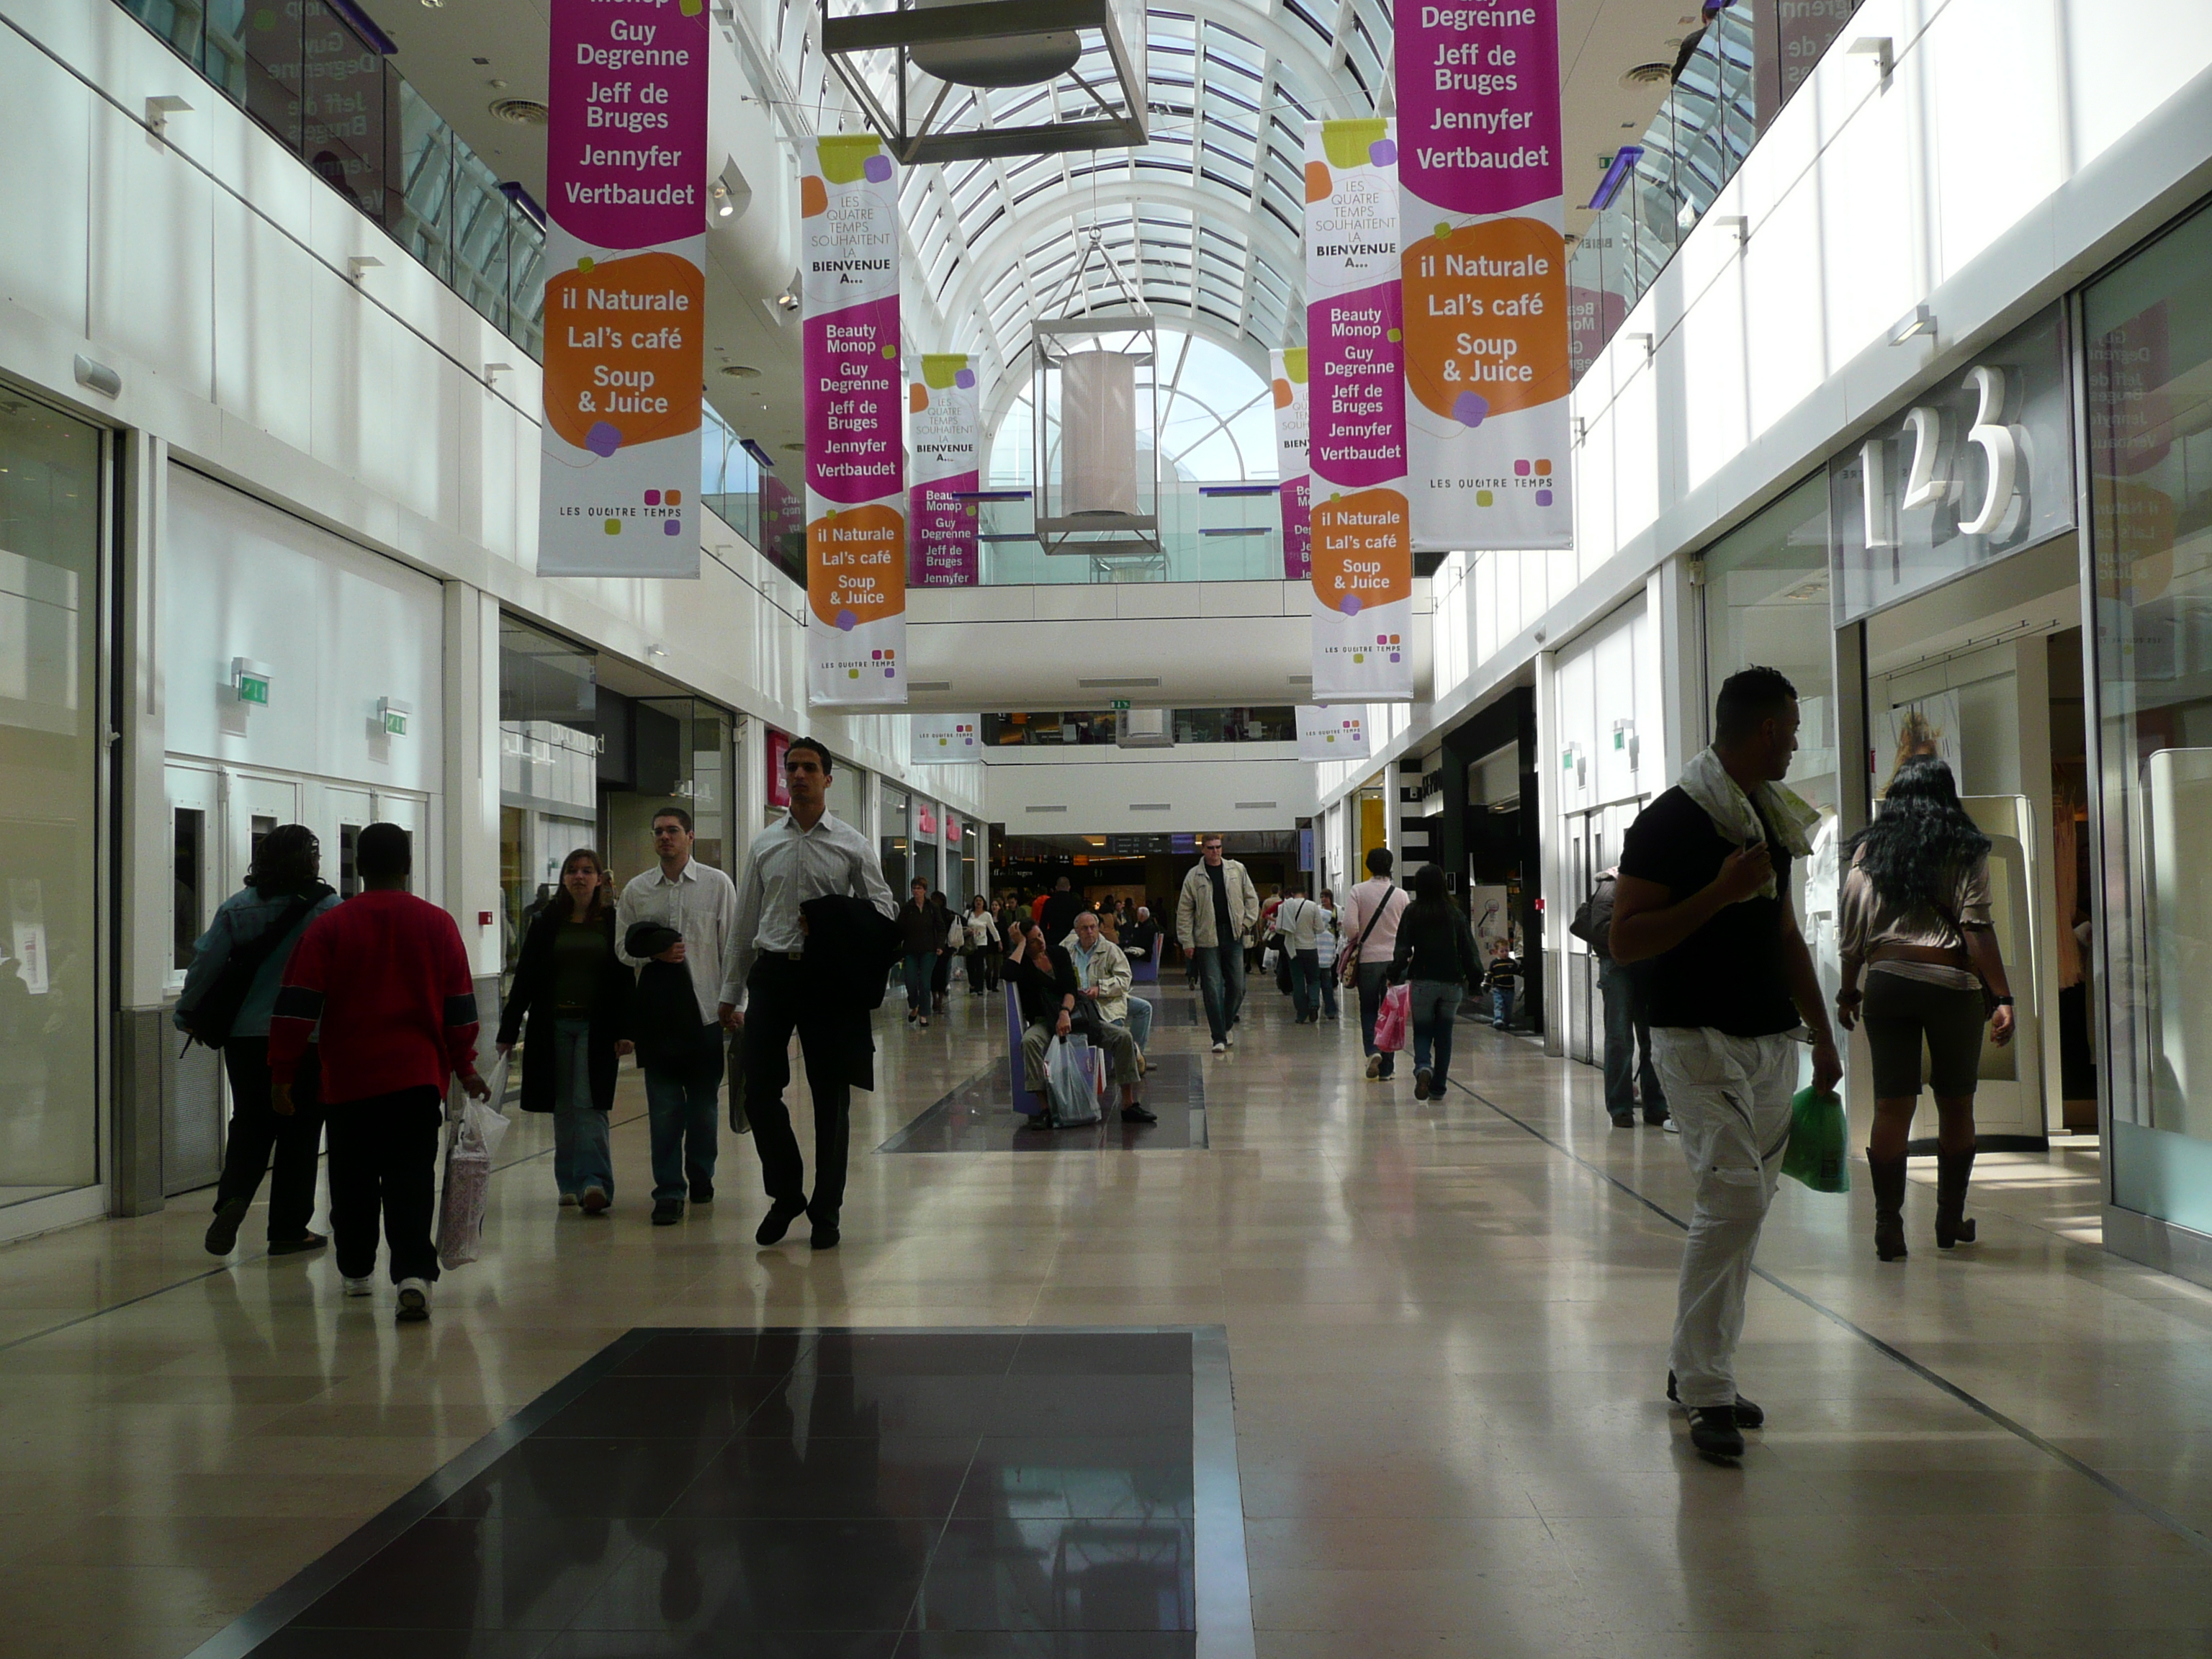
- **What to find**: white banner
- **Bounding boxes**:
[804,136,907,706]
[909,355,981,585]
[1305,118,1414,703]
[1296,706,1370,761]
[911,714,983,764]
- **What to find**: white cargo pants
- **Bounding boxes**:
[1648,1028,1799,1409]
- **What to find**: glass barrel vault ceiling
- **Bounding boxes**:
[838,0,1392,385]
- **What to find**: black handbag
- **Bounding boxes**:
[180,885,331,1051]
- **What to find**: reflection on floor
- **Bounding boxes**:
[9,972,2212,1659]
[219,1328,1205,1658]
[879,1055,1207,1154]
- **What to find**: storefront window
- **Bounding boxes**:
[1700,473,1844,1060]
[881,786,911,892]
[0,395,104,1203]
[2087,203,2212,1228]
[498,618,598,965]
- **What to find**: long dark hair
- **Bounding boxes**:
[555,848,610,921]
[1848,755,1989,908]
[248,825,320,896]
[1408,862,1452,914]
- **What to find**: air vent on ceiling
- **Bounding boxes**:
[909,680,951,691]
[1129,803,1172,811]
[1025,804,1068,814]
[1620,62,1672,86]
[719,364,763,379]
[1234,801,1278,811]
[1286,675,1312,685]
[490,98,549,125]
[1077,678,1161,688]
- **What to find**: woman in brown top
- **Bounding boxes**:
[1835,757,2014,1261]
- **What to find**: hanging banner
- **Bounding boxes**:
[804,135,906,706]
[1396,0,1572,551]
[1305,118,1413,703]
[908,354,981,586]
[911,714,983,765]
[1271,347,1312,580]
[537,0,708,577]
[1295,706,1370,761]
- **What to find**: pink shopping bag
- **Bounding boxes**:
[1373,982,1411,1052]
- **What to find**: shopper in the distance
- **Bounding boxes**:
[1339,848,1408,1080]
[896,878,943,1028]
[175,824,339,1257]
[1174,834,1262,1054]
[616,806,739,1226]
[959,893,1000,995]
[1388,864,1483,1101]
[1572,866,1671,1129]
[1007,917,1148,1123]
[1837,754,2013,1262]
[269,824,488,1324]
[1609,666,1842,1462]
[1270,879,1326,1025]
[496,848,634,1216]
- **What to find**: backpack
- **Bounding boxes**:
[181,886,332,1050]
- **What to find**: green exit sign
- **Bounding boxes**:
[232,658,273,706]
[238,675,269,705]
[383,709,408,736]
[1111,699,1131,711]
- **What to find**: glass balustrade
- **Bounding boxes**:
[115,0,547,358]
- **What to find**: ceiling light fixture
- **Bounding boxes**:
[710,180,734,217]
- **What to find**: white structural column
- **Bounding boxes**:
[737,714,770,850]
[443,583,503,979]
[120,433,171,1014]
[1534,647,1564,1059]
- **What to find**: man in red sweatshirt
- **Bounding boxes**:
[270,823,487,1323]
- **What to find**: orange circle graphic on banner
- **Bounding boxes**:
[1401,217,1569,423]
[1305,161,1331,202]
[1309,487,1411,609]
[542,251,706,454]
[801,174,829,217]
[806,503,907,626]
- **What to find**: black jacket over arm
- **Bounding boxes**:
[799,893,904,1093]
[498,907,632,1112]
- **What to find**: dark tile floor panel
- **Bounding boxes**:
[253,1330,1197,1658]
[877,1055,1206,1154]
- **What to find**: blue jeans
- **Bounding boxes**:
[1357,961,1394,1075]
[1123,994,1154,1052]
[1318,963,1339,1019]
[1600,953,1667,1120]
[551,1016,613,1200]
[1290,949,1322,1020]
[1195,943,1246,1044]
[644,1030,722,1203]
[1491,984,1516,1028]
[1408,980,1460,1087]
[903,952,934,1015]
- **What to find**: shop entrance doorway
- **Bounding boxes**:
[1858,536,2088,1151]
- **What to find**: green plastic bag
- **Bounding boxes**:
[1781,1086,1850,1193]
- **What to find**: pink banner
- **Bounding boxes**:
[1309,282,1408,490]
[907,354,981,585]
[1280,475,1311,580]
[538,0,709,576]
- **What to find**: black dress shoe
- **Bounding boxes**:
[1611,1113,1636,1128]
[755,1197,807,1246]
[689,1180,714,1205]
[268,1232,327,1255]
[1668,1370,1764,1429]
[204,1197,250,1256]
[810,1222,840,1250]
[652,1200,685,1226]
[1121,1102,1158,1124]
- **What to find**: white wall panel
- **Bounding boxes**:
[0,27,88,336]
[162,465,444,796]
[210,196,313,446]
[86,101,212,403]
[2066,0,2212,171]
[1925,0,2066,278]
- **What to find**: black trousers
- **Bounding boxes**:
[216,1038,325,1241]
[932,949,952,996]
[743,956,855,1222]
[325,1086,445,1284]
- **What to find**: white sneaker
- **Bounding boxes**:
[1365,1054,1382,1079]
[1211,1041,1227,1055]
[1663,1117,1681,1135]
[395,1278,432,1323]
[342,1276,374,1298]
[1225,1027,1238,1046]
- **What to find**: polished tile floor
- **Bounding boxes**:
[6,974,2212,1658]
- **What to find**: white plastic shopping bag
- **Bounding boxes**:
[437,1058,511,1269]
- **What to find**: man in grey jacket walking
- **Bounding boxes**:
[1174,835,1262,1053]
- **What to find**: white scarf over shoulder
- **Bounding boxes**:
[1677,747,1820,899]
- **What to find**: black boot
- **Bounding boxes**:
[1935,1148,1978,1248]
[1867,1151,1909,1262]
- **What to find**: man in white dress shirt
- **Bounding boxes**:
[616,805,739,1224]
[719,737,895,1249]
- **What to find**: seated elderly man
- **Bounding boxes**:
[1064,909,1154,1058]
[1007,919,1153,1124]
[1123,905,1161,968]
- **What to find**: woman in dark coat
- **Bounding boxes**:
[497,848,632,1213]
